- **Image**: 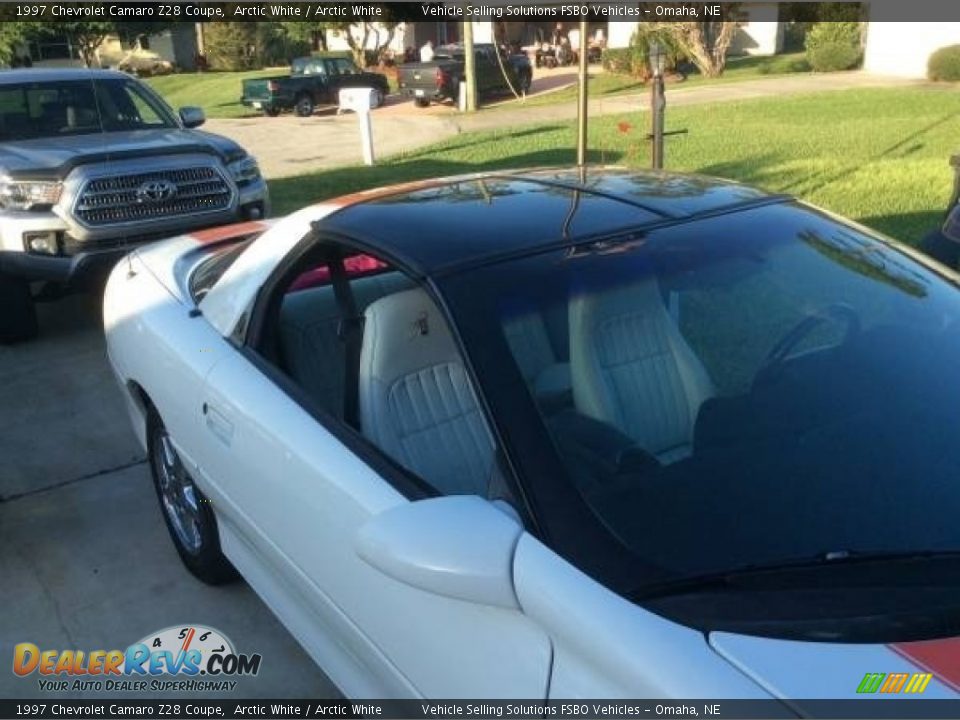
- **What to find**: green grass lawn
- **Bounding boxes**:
[268,86,959,244]
[145,68,286,119]
[504,52,812,109]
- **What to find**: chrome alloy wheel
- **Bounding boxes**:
[153,431,203,554]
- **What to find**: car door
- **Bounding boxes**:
[322,59,350,102]
[190,249,552,698]
[304,58,330,103]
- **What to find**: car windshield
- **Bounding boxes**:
[445,201,960,589]
[0,78,177,141]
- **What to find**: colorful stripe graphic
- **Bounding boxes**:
[857,672,932,694]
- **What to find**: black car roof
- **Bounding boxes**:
[321,168,792,276]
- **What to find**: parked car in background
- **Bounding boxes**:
[0,68,269,342]
[398,43,532,107]
[106,168,960,699]
[241,56,389,117]
[919,151,960,267]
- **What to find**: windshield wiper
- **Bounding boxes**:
[634,549,960,600]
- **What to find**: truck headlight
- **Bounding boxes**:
[227,156,261,187]
[0,179,63,210]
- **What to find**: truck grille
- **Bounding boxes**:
[74,167,232,227]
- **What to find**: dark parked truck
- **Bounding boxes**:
[241,56,389,117]
[398,43,532,107]
[0,68,269,342]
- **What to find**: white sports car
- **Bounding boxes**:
[104,169,960,701]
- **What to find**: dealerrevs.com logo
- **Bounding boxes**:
[13,625,262,692]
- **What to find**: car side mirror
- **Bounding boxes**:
[356,495,521,609]
[179,106,205,128]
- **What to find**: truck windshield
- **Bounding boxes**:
[0,78,177,141]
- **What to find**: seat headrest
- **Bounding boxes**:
[362,287,459,382]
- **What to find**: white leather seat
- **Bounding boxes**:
[502,311,571,398]
[569,279,714,463]
[359,288,495,495]
[279,272,413,420]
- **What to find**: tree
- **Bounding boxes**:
[309,5,420,67]
[0,22,45,65]
[203,22,259,71]
[46,22,115,67]
[326,22,399,67]
[278,22,335,52]
[641,4,743,78]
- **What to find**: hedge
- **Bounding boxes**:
[929,45,960,82]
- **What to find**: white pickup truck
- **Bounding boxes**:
[0,68,270,341]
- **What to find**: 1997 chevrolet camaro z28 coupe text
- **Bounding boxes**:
[104,169,960,700]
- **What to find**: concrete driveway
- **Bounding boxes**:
[0,296,338,699]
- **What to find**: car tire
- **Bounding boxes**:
[294,95,315,117]
[0,277,38,343]
[371,88,385,108]
[918,228,960,269]
[263,106,281,117]
[148,414,238,585]
[414,97,430,108]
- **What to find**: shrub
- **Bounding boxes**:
[602,47,638,76]
[808,41,861,72]
[928,45,960,82]
[601,29,685,79]
[805,22,862,71]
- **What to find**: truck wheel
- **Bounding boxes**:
[414,98,430,108]
[0,277,38,343]
[263,106,281,117]
[294,95,315,117]
[371,88,385,109]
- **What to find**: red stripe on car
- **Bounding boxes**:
[890,637,960,692]
[325,179,450,208]
[190,221,268,245]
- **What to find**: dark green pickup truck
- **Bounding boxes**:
[241,56,389,117]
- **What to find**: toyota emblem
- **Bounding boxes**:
[136,179,178,204]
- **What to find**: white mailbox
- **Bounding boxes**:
[338,87,373,114]
[338,87,375,166]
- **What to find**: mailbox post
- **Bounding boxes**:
[339,87,375,166]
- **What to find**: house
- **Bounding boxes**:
[593,4,786,56]
[862,0,960,77]
[18,25,200,70]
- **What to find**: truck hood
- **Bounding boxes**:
[0,129,246,181]
[710,632,960,701]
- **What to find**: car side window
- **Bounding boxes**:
[303,59,326,76]
[262,245,511,501]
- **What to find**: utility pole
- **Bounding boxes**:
[649,41,666,170]
[575,19,589,167]
[463,21,477,112]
